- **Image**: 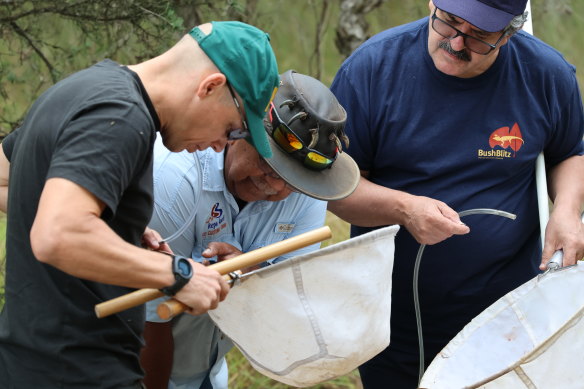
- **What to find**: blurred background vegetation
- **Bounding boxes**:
[0,0,582,388]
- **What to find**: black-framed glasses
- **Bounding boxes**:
[268,102,337,171]
[431,7,506,55]
[225,80,251,140]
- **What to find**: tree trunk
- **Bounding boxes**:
[335,0,385,58]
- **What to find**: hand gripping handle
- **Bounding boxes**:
[95,226,332,318]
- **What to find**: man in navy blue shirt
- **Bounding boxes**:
[330,0,584,388]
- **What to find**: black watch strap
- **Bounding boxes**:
[160,255,193,296]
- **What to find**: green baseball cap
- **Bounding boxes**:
[189,21,280,158]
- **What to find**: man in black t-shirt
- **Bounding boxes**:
[0,22,279,388]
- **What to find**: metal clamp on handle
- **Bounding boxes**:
[546,250,564,271]
[227,271,242,287]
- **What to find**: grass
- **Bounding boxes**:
[226,347,363,389]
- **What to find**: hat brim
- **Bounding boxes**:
[248,109,273,159]
[264,136,360,201]
[433,0,515,32]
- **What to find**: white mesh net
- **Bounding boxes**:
[420,264,584,389]
[208,225,400,387]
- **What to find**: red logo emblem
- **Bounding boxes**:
[489,123,524,155]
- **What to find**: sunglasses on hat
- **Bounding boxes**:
[268,103,337,171]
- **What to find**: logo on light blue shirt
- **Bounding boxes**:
[204,203,226,237]
[275,223,295,234]
[205,203,223,223]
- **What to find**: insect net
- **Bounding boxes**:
[419,264,584,389]
[208,225,400,387]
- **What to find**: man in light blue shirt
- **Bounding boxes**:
[141,70,360,389]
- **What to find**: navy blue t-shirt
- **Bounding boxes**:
[331,18,584,363]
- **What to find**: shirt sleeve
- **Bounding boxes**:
[544,77,584,166]
[48,102,153,216]
[1,127,20,162]
[146,148,201,323]
[331,60,375,171]
[149,147,201,258]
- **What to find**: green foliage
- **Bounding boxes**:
[165,6,185,30]
[0,0,184,135]
[532,0,584,83]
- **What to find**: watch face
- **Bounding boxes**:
[177,258,192,277]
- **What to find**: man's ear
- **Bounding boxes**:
[196,72,227,99]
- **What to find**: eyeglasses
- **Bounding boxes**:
[431,7,506,55]
[268,102,336,171]
[225,81,251,140]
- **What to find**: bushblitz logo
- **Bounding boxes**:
[478,123,524,159]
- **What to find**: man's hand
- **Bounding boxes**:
[202,241,243,263]
[203,242,262,272]
[402,195,470,245]
[175,260,229,316]
[540,209,584,270]
[142,227,172,254]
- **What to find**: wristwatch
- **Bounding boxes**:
[160,255,193,296]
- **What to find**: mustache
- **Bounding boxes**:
[439,41,471,62]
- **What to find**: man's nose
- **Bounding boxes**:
[449,34,466,51]
[451,23,473,52]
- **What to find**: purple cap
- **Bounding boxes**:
[433,0,528,32]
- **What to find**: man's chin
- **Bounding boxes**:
[238,189,278,203]
[265,193,290,202]
[159,135,179,152]
[434,56,470,77]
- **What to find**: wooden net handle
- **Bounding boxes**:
[95,226,332,318]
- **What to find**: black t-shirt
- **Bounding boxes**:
[0,60,159,388]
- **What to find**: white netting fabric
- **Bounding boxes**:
[209,225,399,387]
[420,264,584,389]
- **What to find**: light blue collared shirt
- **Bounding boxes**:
[146,137,326,389]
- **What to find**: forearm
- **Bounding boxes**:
[33,210,175,289]
[539,155,584,267]
[548,155,584,215]
[327,175,470,244]
[30,178,175,289]
[0,183,7,213]
[0,143,10,213]
[327,175,412,227]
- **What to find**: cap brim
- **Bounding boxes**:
[433,0,514,32]
[248,109,273,158]
[264,136,360,201]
